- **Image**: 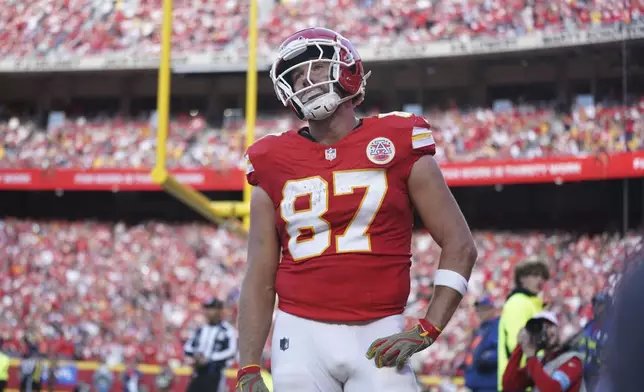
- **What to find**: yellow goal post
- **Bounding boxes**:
[150,0,259,233]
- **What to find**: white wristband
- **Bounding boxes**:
[434,269,469,297]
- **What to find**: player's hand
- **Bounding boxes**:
[366,319,441,370]
[236,365,270,392]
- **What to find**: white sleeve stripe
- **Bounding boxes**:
[412,136,435,149]
[412,126,431,136]
[245,154,255,174]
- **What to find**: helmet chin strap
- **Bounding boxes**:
[301,88,364,121]
[301,91,341,121]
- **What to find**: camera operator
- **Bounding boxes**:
[502,311,586,392]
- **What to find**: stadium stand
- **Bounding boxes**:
[1,99,643,169]
[0,0,641,57]
[0,221,636,374]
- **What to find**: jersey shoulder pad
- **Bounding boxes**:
[246,132,282,158]
[244,132,285,186]
[373,111,436,154]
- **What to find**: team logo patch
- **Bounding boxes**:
[366,137,395,165]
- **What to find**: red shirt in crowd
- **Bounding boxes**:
[502,345,583,392]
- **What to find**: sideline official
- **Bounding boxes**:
[184,298,238,392]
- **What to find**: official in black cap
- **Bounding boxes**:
[184,297,238,392]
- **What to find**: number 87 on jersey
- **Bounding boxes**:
[244,112,436,264]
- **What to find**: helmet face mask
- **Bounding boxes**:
[270,28,369,121]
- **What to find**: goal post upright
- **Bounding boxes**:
[243,0,259,231]
[210,0,259,231]
[150,0,247,235]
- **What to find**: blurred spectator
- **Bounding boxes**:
[19,345,43,392]
[0,339,8,392]
[497,258,549,389]
[572,291,611,391]
[122,359,143,392]
[74,382,91,392]
[502,312,585,392]
[155,361,174,392]
[463,296,499,392]
[41,351,58,392]
[92,359,114,392]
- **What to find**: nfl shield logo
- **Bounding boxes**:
[325,148,337,161]
[279,337,289,351]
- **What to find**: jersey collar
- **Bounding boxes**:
[297,118,364,143]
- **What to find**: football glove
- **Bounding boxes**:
[366,319,442,370]
[236,365,270,392]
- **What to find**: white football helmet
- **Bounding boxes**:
[269,27,370,121]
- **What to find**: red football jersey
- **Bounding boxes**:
[245,112,436,322]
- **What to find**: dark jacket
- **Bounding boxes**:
[465,317,500,391]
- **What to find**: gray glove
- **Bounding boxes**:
[366,319,442,370]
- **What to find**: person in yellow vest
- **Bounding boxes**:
[497,258,549,391]
[0,339,10,392]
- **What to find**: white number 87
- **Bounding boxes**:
[279,169,388,261]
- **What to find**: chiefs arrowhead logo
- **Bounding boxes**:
[366,137,396,165]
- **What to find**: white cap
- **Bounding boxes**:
[530,311,559,326]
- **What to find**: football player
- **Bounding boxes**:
[236,27,478,392]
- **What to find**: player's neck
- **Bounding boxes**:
[307,105,359,145]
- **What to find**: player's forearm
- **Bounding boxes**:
[237,276,276,367]
[424,240,477,329]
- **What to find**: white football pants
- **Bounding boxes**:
[271,310,421,392]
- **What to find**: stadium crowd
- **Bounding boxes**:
[1,100,643,170]
[0,0,642,58]
[0,219,636,376]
